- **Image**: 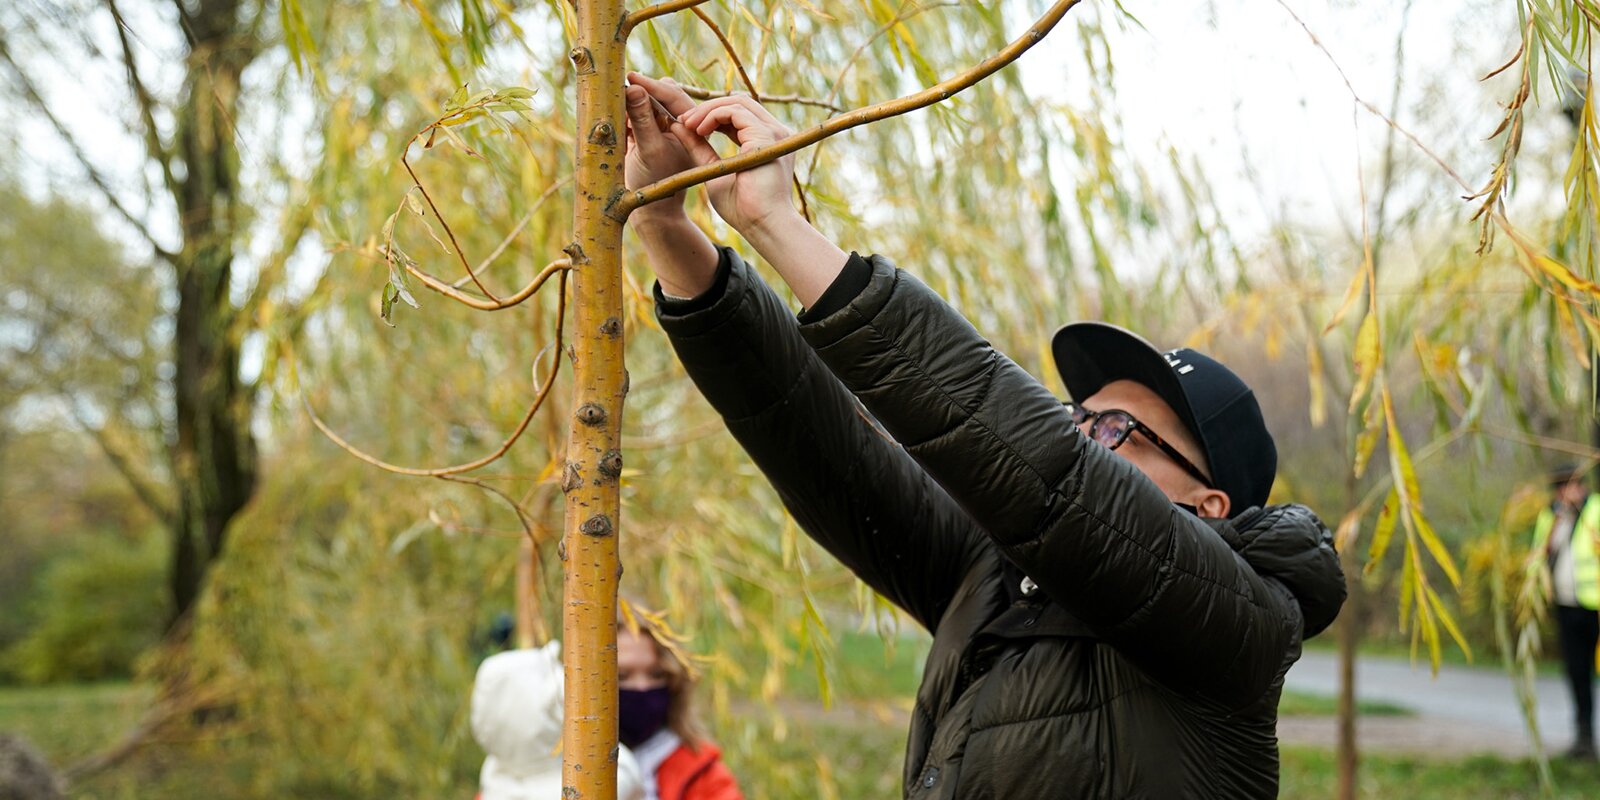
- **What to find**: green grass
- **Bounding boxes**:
[1282,747,1600,799]
[7,679,1595,800]
[0,682,151,765]
[1278,689,1412,717]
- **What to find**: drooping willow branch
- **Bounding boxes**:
[609,0,1085,219]
[307,270,567,477]
[807,1,964,179]
[381,89,551,319]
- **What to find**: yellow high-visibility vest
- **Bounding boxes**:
[1531,495,1600,611]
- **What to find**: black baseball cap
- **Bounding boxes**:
[1051,322,1277,514]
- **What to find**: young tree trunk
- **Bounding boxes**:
[561,0,629,794]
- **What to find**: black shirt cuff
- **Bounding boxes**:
[797,252,872,324]
[653,246,737,316]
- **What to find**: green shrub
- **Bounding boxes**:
[1,534,168,685]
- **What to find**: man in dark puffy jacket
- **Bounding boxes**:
[621,74,1348,799]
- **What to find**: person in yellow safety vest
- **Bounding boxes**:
[1532,465,1600,760]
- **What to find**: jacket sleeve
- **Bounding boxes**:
[655,247,990,632]
[798,256,1299,706]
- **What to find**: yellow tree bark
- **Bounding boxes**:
[561,0,629,795]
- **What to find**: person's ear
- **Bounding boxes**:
[1192,488,1231,519]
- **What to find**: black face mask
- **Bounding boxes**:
[618,687,671,747]
[1175,502,1200,517]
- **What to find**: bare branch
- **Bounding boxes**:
[620,0,712,35]
[0,35,179,265]
[611,0,1085,218]
[440,474,538,539]
[393,97,563,303]
[67,401,179,525]
[690,7,757,101]
[681,85,842,113]
[104,0,179,198]
[1272,0,1471,193]
[401,144,500,301]
[452,176,575,290]
[305,271,567,477]
[407,257,571,311]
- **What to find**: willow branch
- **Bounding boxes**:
[307,272,567,477]
[622,417,725,450]
[104,0,178,198]
[611,0,1084,219]
[620,0,711,35]
[410,258,570,311]
[807,1,962,178]
[1273,0,1471,193]
[691,7,757,100]
[441,474,537,538]
[72,406,177,525]
[682,85,841,112]
[451,175,575,290]
[400,146,498,300]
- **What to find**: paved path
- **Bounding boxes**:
[1279,649,1574,757]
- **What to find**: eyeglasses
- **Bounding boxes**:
[1064,402,1215,490]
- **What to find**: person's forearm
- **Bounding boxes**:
[631,210,720,298]
[741,210,850,309]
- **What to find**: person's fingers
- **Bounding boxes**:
[691,104,774,150]
[623,85,668,148]
[671,122,721,167]
[628,72,697,119]
[718,93,786,129]
[678,97,786,146]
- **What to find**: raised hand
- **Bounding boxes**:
[622,72,700,221]
[672,94,799,239]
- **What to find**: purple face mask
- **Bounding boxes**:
[618,687,672,747]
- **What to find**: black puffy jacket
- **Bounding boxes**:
[657,249,1347,799]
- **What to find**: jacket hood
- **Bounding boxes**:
[470,642,645,800]
[1205,504,1347,638]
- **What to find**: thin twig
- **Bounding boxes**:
[441,474,537,537]
[611,0,1084,218]
[807,1,963,179]
[401,140,500,301]
[681,85,841,112]
[690,7,757,100]
[452,176,575,289]
[686,5,814,222]
[306,271,567,477]
[103,0,178,198]
[1272,0,1472,193]
[0,34,178,265]
[410,257,571,311]
[620,0,712,35]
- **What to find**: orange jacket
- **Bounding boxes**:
[656,742,742,800]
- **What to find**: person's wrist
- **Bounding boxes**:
[629,200,691,234]
[740,206,807,251]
